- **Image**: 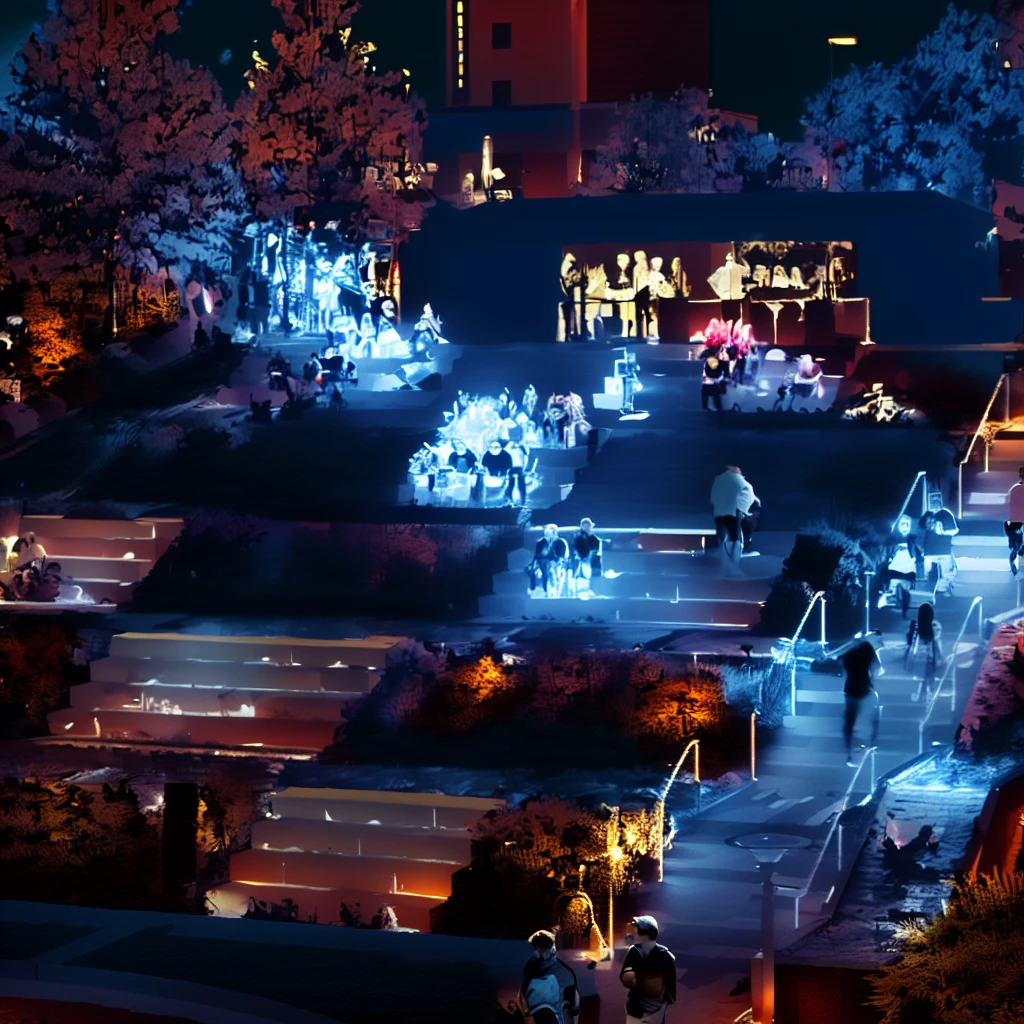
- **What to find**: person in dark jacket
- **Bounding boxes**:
[842,640,882,765]
[447,440,477,474]
[531,524,568,594]
[701,355,725,411]
[481,440,513,479]
[518,929,579,1024]
[620,915,676,1023]
[571,518,602,580]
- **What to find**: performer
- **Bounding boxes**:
[571,518,602,581]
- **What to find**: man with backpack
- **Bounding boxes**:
[620,916,677,1023]
[518,929,579,1024]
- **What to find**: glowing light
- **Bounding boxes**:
[828,37,858,45]
[64,721,74,730]
[609,846,624,862]
[123,552,135,559]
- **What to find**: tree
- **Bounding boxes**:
[235,0,429,241]
[870,872,1024,1023]
[0,626,73,725]
[802,5,1024,206]
[0,0,245,339]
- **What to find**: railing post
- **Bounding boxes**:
[1006,372,1011,423]
[957,462,963,520]
[750,712,758,782]
[837,824,843,873]
[820,595,827,648]
[864,571,874,634]
[870,748,876,791]
[790,656,797,718]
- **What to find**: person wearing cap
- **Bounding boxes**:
[620,915,676,1023]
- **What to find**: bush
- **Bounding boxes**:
[760,522,874,640]
[870,872,1024,1023]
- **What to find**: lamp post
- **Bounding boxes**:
[726,833,813,1024]
[826,37,858,191]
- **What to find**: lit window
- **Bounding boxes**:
[457,13,463,25]
[458,39,463,51]
[458,27,463,38]
[456,1,463,10]
[458,78,463,87]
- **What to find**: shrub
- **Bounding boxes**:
[760,522,873,640]
[870,872,1024,1023]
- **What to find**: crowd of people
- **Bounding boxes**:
[525,519,603,598]
[0,532,71,603]
[408,386,592,508]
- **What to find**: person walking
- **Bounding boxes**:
[842,639,882,766]
[620,915,676,1024]
[1006,465,1024,575]
[518,929,579,1024]
[711,466,755,566]
[906,602,944,703]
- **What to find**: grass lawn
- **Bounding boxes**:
[72,928,500,1023]
[0,921,95,959]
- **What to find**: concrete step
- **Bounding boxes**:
[69,680,360,718]
[47,706,341,751]
[108,632,402,669]
[26,536,159,560]
[90,655,380,693]
[251,819,472,863]
[48,556,152,583]
[478,592,763,626]
[19,515,158,540]
[230,848,457,895]
[271,787,504,829]
[208,881,435,931]
[489,569,771,601]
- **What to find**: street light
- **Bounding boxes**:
[827,37,858,191]
[726,833,813,1024]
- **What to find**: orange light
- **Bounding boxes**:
[827,37,858,45]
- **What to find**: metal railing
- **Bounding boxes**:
[656,739,701,882]
[892,471,930,531]
[784,591,827,716]
[917,595,983,754]
[789,744,878,928]
[958,373,1011,518]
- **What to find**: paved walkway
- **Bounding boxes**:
[623,624,984,1022]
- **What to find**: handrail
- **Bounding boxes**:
[785,591,826,715]
[892,471,928,532]
[959,373,1010,518]
[661,738,700,800]
[657,739,700,883]
[961,373,1008,469]
[918,595,983,754]
[793,744,877,903]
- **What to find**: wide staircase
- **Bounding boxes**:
[479,526,794,626]
[48,632,403,752]
[14,514,183,607]
[210,786,504,931]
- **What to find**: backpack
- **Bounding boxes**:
[523,972,562,1014]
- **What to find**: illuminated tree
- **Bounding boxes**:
[235,0,429,240]
[870,872,1024,1023]
[802,5,1024,206]
[0,0,245,338]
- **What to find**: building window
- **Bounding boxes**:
[491,22,512,49]
[453,0,467,102]
[491,79,512,107]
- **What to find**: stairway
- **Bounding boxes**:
[210,787,504,931]
[479,527,792,627]
[956,433,1024,618]
[48,632,404,753]
[11,514,182,607]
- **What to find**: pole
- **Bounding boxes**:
[865,571,874,634]
[750,712,758,781]
[828,42,834,191]
[760,865,775,1024]
[608,873,615,955]
[820,595,827,648]
[958,463,963,520]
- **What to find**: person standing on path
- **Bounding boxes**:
[906,602,944,703]
[711,466,755,566]
[842,640,882,766]
[620,915,677,1024]
[518,929,579,1024]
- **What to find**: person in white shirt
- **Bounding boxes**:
[1006,466,1024,574]
[711,466,756,564]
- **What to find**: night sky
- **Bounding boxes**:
[0,0,997,137]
